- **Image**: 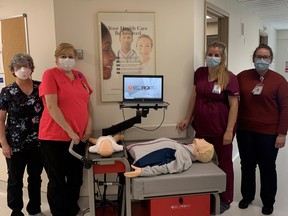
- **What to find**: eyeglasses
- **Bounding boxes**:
[254,55,271,60]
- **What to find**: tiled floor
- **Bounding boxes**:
[1,145,288,216]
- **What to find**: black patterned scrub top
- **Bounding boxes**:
[0,81,43,152]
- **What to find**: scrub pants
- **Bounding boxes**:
[236,130,278,208]
[41,140,85,216]
[6,146,43,216]
[196,134,234,205]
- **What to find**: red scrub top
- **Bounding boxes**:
[192,67,239,137]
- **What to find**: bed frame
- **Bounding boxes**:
[69,143,226,216]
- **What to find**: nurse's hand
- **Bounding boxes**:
[223,131,233,145]
[275,134,286,148]
[176,119,190,131]
[2,144,12,158]
[68,131,80,144]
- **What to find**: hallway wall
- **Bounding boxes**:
[0,0,283,199]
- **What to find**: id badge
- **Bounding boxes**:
[212,82,221,94]
[252,84,264,95]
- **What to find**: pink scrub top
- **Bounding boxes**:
[38,67,93,141]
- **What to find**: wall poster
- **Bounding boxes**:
[98,12,155,102]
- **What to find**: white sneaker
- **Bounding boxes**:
[29,213,46,216]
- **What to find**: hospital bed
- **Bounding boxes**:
[69,142,226,216]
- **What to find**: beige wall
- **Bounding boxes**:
[276,30,288,80]
[53,0,197,141]
[0,0,56,190]
[0,0,281,199]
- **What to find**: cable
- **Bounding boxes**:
[133,108,166,131]
[121,108,166,131]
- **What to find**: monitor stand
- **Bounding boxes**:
[102,103,168,136]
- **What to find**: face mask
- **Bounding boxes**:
[58,58,75,71]
[14,67,32,80]
[206,56,221,68]
[254,59,270,72]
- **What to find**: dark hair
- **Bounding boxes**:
[9,53,35,76]
[252,43,274,62]
[119,27,133,37]
[101,22,110,39]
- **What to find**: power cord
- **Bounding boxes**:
[121,108,166,131]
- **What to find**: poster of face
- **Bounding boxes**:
[98,12,155,102]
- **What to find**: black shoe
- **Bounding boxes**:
[262,206,274,215]
[238,199,252,209]
[220,202,230,214]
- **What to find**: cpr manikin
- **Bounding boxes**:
[89,135,214,178]
[88,134,124,157]
[124,138,214,178]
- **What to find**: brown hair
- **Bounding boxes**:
[9,53,35,76]
[54,43,77,58]
[252,43,274,62]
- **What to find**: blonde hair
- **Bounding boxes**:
[54,43,77,58]
[206,41,229,90]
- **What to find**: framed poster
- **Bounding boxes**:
[98,12,156,102]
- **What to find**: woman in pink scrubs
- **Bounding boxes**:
[38,43,93,216]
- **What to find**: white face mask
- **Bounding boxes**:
[14,67,32,80]
[58,58,75,71]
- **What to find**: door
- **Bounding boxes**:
[205,2,229,52]
[1,14,28,85]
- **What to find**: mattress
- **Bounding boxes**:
[131,162,226,200]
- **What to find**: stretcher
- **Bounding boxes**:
[69,141,226,216]
[131,161,226,215]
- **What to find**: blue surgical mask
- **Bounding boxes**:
[254,59,270,72]
[206,56,221,68]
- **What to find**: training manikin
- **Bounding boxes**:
[88,135,214,178]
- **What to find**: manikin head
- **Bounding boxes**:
[98,139,114,157]
[190,138,214,163]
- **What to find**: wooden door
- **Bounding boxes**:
[1,15,27,85]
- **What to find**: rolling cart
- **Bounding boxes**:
[69,141,132,216]
[69,103,169,215]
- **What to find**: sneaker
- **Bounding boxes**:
[29,213,46,216]
[262,206,274,215]
[238,199,252,209]
[220,202,230,214]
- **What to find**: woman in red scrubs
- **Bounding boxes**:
[177,41,239,214]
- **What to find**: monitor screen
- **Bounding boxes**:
[122,75,163,102]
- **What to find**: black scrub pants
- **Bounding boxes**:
[41,140,85,216]
[6,146,43,216]
[236,130,278,208]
